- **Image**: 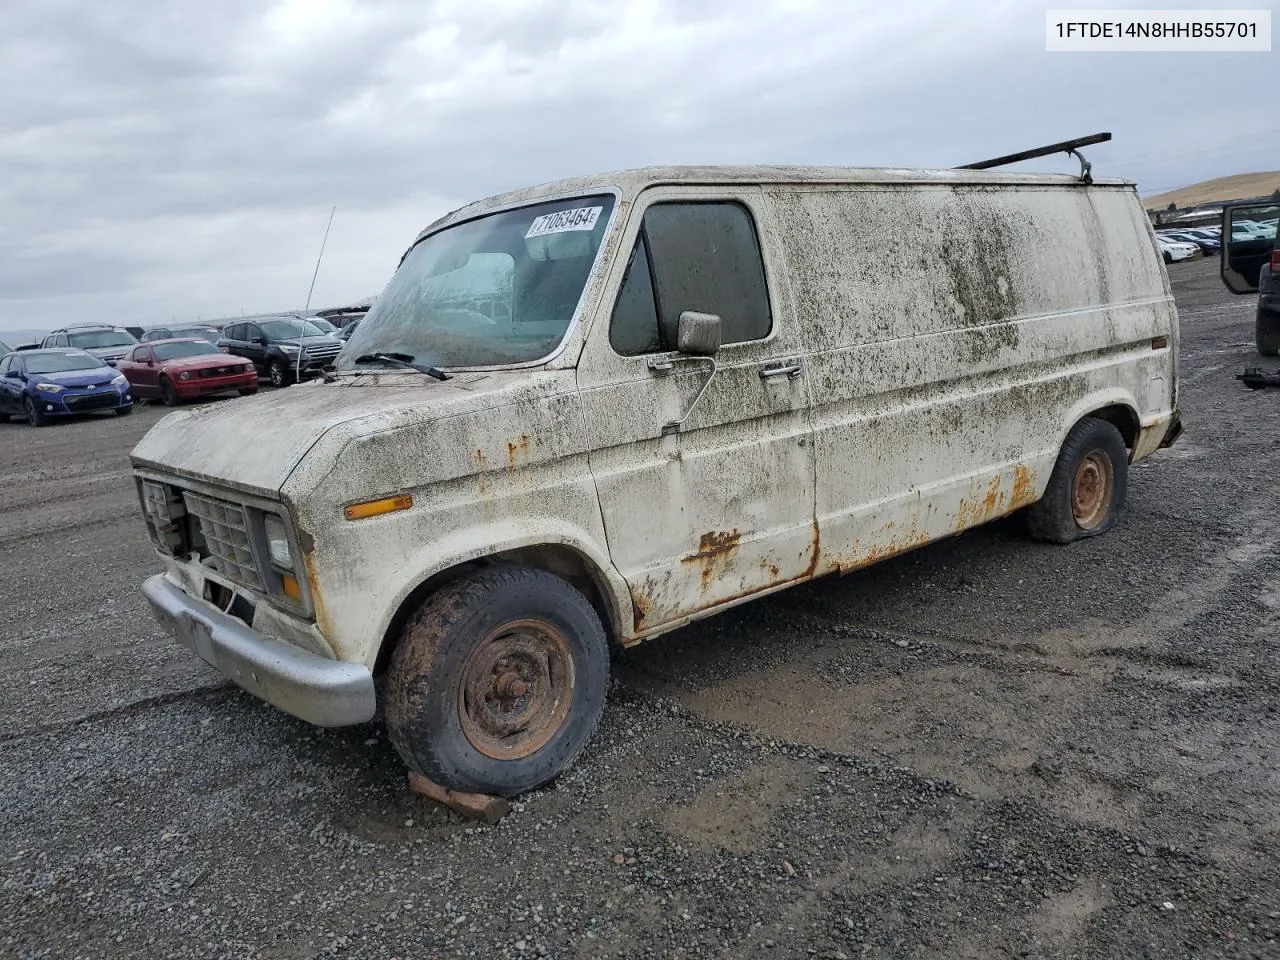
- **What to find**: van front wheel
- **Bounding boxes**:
[1026,417,1128,544]
[385,566,610,798]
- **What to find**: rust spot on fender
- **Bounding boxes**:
[473,449,487,468]
[631,590,653,632]
[302,550,336,650]
[1011,464,1037,508]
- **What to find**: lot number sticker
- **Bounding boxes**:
[526,206,603,238]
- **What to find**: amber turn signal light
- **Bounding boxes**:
[281,574,302,601]
[344,494,414,521]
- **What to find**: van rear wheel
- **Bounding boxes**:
[1026,417,1128,544]
[385,566,610,798]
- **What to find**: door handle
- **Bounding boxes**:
[760,361,803,381]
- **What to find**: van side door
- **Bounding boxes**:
[578,189,816,636]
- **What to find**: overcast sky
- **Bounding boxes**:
[1,0,1275,334]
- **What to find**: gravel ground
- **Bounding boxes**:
[2,255,1277,959]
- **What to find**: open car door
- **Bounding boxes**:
[1220,201,1278,294]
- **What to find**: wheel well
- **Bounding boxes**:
[1085,403,1139,450]
[372,544,622,677]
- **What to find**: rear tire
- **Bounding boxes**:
[159,377,180,407]
[23,397,47,427]
[385,566,610,798]
[1026,417,1128,544]
[1257,307,1280,357]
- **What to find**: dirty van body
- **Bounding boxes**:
[130,166,1183,797]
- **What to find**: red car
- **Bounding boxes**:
[117,338,259,405]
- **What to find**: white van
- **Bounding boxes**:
[131,155,1183,798]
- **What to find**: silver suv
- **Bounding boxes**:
[41,324,139,367]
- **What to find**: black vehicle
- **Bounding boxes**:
[1219,203,1280,355]
[141,324,222,345]
[217,317,343,388]
[336,318,361,341]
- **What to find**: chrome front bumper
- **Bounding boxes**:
[142,574,375,727]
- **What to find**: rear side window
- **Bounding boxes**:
[610,201,772,356]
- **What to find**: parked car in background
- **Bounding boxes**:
[217,317,343,387]
[117,339,259,406]
[124,326,146,340]
[141,325,222,345]
[336,318,360,341]
[1156,234,1198,263]
[1220,202,1280,355]
[40,324,138,366]
[304,316,340,335]
[1160,230,1220,255]
[0,348,132,426]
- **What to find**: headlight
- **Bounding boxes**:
[263,515,293,568]
[178,371,192,381]
[279,345,300,354]
[111,373,127,385]
[35,382,63,393]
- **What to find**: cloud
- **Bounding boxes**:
[1,0,1275,332]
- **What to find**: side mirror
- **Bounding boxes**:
[676,311,722,356]
[257,336,269,345]
[146,358,155,367]
[1220,202,1279,295]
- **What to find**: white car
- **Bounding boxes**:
[1156,234,1198,263]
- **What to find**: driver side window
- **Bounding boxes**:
[609,201,772,357]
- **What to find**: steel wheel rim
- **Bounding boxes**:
[270,364,283,387]
[1072,451,1113,530]
[458,618,575,760]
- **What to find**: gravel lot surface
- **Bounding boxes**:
[2,256,1277,959]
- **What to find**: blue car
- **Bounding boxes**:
[0,348,133,426]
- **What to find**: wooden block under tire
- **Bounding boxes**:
[407,770,511,825]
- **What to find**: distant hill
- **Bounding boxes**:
[1143,171,1280,210]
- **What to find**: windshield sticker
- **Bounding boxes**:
[525,206,603,239]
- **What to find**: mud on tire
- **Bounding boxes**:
[1026,416,1128,544]
[384,566,610,797]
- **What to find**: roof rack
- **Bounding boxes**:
[956,132,1111,183]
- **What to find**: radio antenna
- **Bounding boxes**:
[296,206,336,382]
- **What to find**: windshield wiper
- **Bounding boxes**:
[353,352,450,381]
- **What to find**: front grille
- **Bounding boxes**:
[197,365,245,378]
[182,491,262,588]
[64,391,120,411]
[304,343,341,363]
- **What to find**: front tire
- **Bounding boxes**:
[159,377,180,407]
[385,567,610,797]
[23,397,47,428]
[268,360,289,389]
[1257,307,1280,357]
[1026,417,1128,544]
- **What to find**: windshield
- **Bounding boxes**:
[307,317,337,333]
[153,341,220,361]
[26,352,105,374]
[68,330,136,349]
[260,319,327,339]
[337,194,616,371]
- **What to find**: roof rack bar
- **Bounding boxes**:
[956,132,1111,182]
